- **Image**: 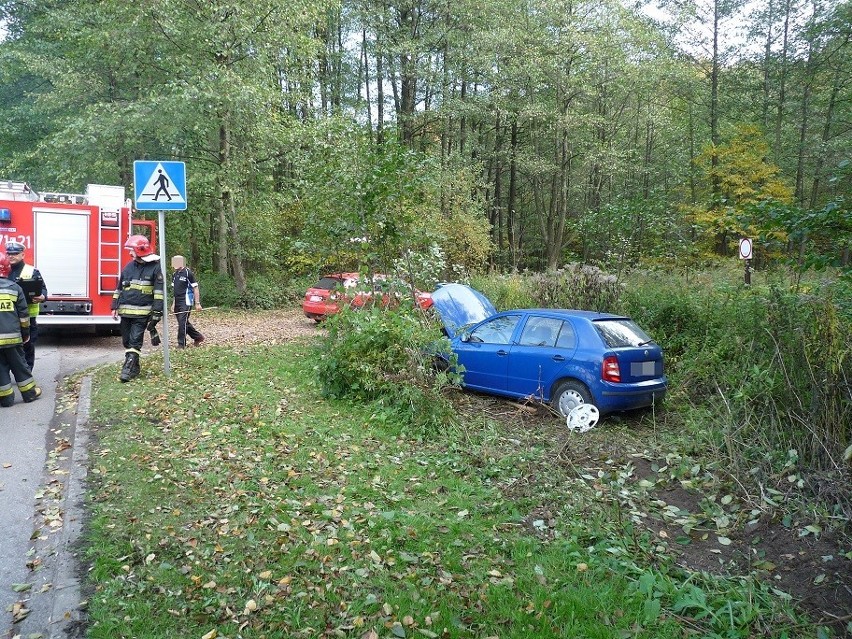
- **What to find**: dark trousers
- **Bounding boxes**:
[22,317,37,370]
[120,316,148,354]
[0,345,39,406]
[175,304,202,346]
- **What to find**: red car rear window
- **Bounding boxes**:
[313,277,345,290]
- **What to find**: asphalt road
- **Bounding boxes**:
[0,329,122,639]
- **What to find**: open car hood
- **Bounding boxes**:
[430,283,497,338]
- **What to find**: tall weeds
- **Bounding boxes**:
[623,275,851,484]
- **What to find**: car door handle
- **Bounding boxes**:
[552,355,565,362]
[496,350,508,356]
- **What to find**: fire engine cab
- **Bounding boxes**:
[0,180,156,329]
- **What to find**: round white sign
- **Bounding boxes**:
[739,238,753,260]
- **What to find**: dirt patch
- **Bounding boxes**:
[158,307,319,348]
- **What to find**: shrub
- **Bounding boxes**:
[623,274,851,478]
[471,263,623,312]
[192,272,306,309]
[469,272,535,310]
[314,306,461,435]
[192,272,242,308]
[527,263,624,312]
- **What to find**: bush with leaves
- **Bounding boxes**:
[527,263,624,312]
[469,272,536,310]
[471,263,623,312]
[314,305,461,435]
[196,272,297,309]
[622,274,851,481]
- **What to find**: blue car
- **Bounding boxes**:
[431,284,667,418]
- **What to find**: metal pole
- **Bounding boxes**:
[157,209,171,376]
[744,258,751,287]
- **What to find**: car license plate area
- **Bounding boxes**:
[630,361,657,376]
[309,295,322,302]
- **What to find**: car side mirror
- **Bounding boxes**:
[460,333,470,343]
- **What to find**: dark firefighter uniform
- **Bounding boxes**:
[0,273,41,406]
[6,241,48,371]
[111,255,164,382]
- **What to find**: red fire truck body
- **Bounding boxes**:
[0,180,156,328]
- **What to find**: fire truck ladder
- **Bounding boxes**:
[0,180,39,201]
[98,210,122,294]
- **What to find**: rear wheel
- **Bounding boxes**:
[551,380,594,417]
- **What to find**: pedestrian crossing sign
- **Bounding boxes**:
[133,160,187,211]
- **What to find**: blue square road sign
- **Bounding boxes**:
[134,161,187,211]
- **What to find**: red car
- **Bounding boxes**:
[302,273,433,322]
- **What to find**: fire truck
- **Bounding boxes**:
[0,179,157,330]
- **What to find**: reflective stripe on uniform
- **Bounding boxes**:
[0,384,13,397]
[128,280,155,294]
[117,304,153,316]
[18,378,36,392]
[0,333,23,346]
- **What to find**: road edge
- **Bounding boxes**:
[47,374,91,638]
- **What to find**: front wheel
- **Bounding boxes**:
[551,380,594,417]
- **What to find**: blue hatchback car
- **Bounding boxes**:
[431,284,667,418]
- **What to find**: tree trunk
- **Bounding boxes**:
[809,67,840,209]
[761,0,775,129]
[795,39,815,206]
[362,29,373,143]
[492,112,505,256]
[508,117,519,268]
[218,121,247,294]
[376,31,386,146]
[774,0,792,161]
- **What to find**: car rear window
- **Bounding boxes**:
[314,277,345,290]
[594,319,653,348]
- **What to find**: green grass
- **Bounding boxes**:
[84,340,811,638]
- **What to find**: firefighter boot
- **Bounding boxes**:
[22,386,42,403]
[128,352,141,380]
[120,353,135,382]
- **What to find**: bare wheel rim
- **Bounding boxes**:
[557,388,585,416]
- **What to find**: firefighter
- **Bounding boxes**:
[111,235,164,383]
[5,240,48,371]
[0,251,42,406]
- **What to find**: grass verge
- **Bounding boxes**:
[84,340,814,638]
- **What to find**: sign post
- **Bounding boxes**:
[739,238,753,287]
[133,161,188,376]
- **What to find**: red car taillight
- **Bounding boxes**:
[602,356,621,382]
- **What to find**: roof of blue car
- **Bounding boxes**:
[505,308,628,320]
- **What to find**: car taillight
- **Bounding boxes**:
[602,356,621,382]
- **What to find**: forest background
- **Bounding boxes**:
[0,0,848,296]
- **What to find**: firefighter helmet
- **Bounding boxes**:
[0,252,10,278]
[5,241,25,255]
[124,235,153,257]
